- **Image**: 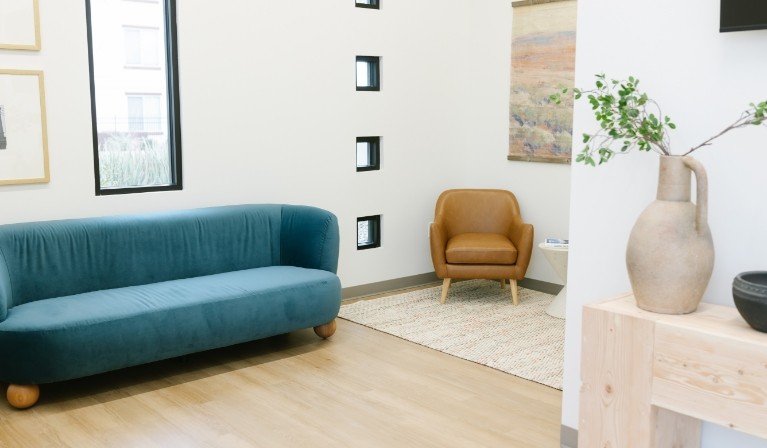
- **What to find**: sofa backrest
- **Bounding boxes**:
[0,204,339,319]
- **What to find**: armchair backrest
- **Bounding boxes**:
[434,189,522,238]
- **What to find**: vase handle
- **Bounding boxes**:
[683,156,709,236]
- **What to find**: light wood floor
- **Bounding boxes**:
[0,319,562,447]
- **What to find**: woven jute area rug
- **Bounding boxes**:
[338,279,564,390]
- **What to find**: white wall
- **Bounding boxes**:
[563,0,767,445]
[0,0,569,289]
[21,2,767,445]
[442,0,572,285]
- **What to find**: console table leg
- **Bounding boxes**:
[579,307,656,447]
[579,306,701,448]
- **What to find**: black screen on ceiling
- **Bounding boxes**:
[720,0,767,32]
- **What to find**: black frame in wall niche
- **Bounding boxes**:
[357,215,381,250]
[356,56,380,91]
[356,136,380,172]
[355,0,379,9]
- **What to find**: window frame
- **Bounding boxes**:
[122,25,161,69]
[126,93,163,133]
[86,0,183,196]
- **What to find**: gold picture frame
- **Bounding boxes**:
[0,69,49,185]
[0,0,41,51]
[508,0,576,164]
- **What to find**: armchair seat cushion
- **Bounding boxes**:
[445,233,518,265]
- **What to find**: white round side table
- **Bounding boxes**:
[538,242,568,319]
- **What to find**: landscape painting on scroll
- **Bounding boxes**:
[508,0,577,164]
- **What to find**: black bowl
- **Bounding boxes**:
[733,271,767,333]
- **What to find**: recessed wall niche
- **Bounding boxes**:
[355,0,379,9]
[356,56,380,91]
[357,215,381,250]
[356,136,380,172]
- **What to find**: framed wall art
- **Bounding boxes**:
[508,0,576,164]
[0,0,41,51]
[0,69,49,185]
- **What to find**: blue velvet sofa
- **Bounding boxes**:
[0,204,342,409]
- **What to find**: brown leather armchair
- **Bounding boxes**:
[429,189,534,305]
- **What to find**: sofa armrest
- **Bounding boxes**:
[280,205,340,274]
[0,251,11,322]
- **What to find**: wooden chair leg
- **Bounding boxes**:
[500,279,506,289]
[510,279,519,305]
[440,278,452,304]
[313,319,337,339]
[7,384,39,409]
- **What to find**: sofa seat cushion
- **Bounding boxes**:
[0,265,341,384]
[445,233,518,265]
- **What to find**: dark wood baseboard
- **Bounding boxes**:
[560,424,578,448]
[342,272,563,301]
[519,277,564,296]
[342,272,440,301]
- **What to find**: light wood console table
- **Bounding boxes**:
[579,293,767,447]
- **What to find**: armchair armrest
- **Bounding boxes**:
[509,222,534,278]
[429,221,448,278]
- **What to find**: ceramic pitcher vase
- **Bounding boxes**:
[625,155,715,314]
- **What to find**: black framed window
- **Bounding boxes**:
[355,0,379,9]
[356,136,380,171]
[357,215,381,250]
[86,0,182,195]
[0,106,6,150]
[356,56,380,91]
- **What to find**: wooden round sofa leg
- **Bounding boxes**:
[7,384,40,409]
[313,319,337,339]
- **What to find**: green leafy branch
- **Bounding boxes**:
[683,101,767,155]
[550,74,767,166]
